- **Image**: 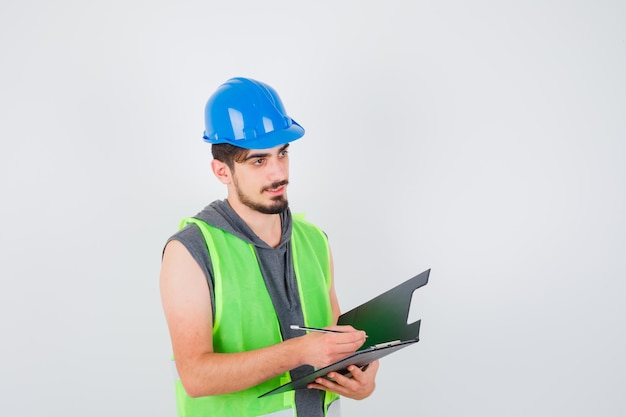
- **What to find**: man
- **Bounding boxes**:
[160,77,379,417]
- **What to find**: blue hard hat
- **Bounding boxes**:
[202,77,305,149]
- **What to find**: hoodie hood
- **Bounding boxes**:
[193,199,292,250]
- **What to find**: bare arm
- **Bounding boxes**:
[160,240,366,397]
[328,250,342,324]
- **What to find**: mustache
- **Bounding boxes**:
[262,180,289,192]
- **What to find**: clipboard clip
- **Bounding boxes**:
[371,340,402,349]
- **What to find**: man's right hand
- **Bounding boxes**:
[298,325,367,368]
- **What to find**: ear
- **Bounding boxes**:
[211,159,232,184]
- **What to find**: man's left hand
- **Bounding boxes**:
[307,360,380,400]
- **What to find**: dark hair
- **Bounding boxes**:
[211,143,249,171]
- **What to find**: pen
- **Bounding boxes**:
[290,325,344,334]
[290,325,368,338]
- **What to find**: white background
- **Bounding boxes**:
[1,1,625,416]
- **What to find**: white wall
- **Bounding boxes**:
[1,1,624,415]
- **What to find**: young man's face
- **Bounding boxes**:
[230,144,290,215]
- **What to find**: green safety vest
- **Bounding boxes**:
[173,214,340,416]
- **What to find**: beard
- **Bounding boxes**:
[236,179,289,215]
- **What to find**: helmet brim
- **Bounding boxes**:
[203,120,305,150]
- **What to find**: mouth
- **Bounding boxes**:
[262,180,289,195]
[264,185,286,196]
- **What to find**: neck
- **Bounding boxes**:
[226,198,283,248]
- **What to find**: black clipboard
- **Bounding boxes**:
[259,269,430,397]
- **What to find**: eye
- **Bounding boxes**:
[252,158,265,166]
[279,149,289,157]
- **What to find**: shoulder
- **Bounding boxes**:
[167,223,205,250]
[163,222,215,288]
[164,223,212,270]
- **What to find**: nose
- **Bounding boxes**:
[268,156,288,180]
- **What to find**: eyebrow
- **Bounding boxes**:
[244,144,290,161]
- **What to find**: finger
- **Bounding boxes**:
[349,361,379,382]
[325,370,361,391]
[325,325,356,332]
[344,365,366,381]
[307,376,338,392]
[338,342,364,355]
[334,331,367,346]
[326,325,367,339]
[308,372,373,400]
[310,378,355,398]
[364,359,380,374]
